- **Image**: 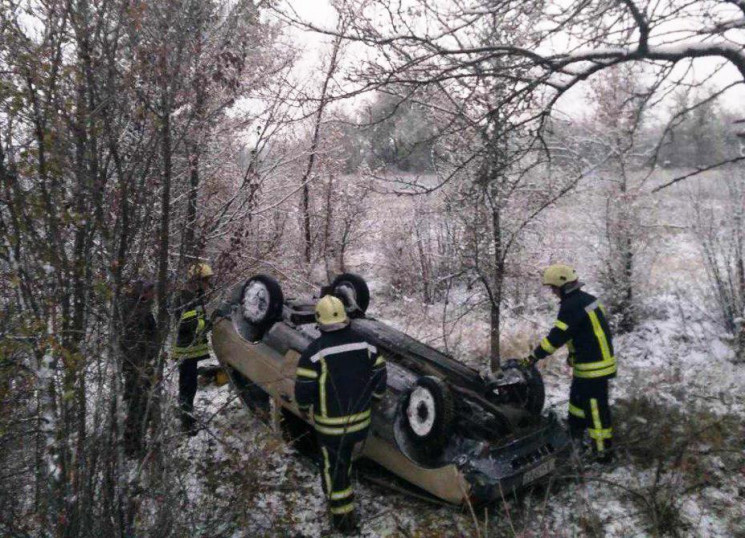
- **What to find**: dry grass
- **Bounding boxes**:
[610,396,744,537]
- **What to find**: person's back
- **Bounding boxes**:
[299,326,381,429]
[557,288,616,379]
[173,287,209,360]
[294,295,386,534]
[120,284,157,360]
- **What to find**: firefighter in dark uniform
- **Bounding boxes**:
[523,264,616,463]
[172,263,213,434]
[119,279,158,457]
[294,295,387,535]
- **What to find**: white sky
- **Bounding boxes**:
[286,0,337,27]
[281,0,338,52]
[282,0,745,118]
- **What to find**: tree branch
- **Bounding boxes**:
[652,156,745,192]
[620,0,650,53]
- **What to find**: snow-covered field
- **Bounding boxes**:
[160,170,745,537]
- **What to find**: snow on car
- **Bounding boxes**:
[211,273,571,505]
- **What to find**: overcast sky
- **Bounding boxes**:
[281,0,745,118]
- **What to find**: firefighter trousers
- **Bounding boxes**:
[123,358,154,457]
[179,356,207,430]
[568,377,613,457]
[316,428,367,527]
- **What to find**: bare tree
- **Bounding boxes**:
[0,0,286,534]
[326,5,588,367]
[298,28,346,266]
[316,125,374,280]
[277,0,745,190]
[693,169,745,363]
[586,64,651,332]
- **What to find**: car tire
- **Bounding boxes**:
[501,359,545,415]
[241,274,284,328]
[330,273,370,313]
[403,376,454,456]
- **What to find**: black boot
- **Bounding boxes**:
[181,412,198,436]
[594,439,614,464]
[332,510,360,535]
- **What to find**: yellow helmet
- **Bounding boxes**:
[188,262,214,279]
[315,295,349,331]
[542,264,578,287]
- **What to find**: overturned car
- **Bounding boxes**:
[211,273,570,505]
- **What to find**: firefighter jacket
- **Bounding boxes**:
[172,289,211,360]
[120,296,158,363]
[294,326,387,436]
[532,288,616,380]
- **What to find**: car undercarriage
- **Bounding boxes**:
[211,273,570,505]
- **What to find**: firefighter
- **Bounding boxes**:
[119,279,158,457]
[522,264,616,463]
[294,295,387,535]
[173,262,214,435]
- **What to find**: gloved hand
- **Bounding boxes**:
[519,354,537,369]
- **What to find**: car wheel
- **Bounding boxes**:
[404,376,454,455]
[241,274,284,327]
[330,273,370,313]
[501,359,545,415]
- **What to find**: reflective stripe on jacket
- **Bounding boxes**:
[295,326,387,435]
[533,289,616,380]
[172,289,210,360]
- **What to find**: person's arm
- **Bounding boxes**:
[294,344,319,415]
[175,292,200,346]
[370,346,387,402]
[196,294,215,335]
[531,307,575,362]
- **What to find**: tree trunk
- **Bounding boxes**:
[415,223,431,304]
[185,146,199,258]
[157,106,172,321]
[323,174,334,280]
[620,230,634,331]
[490,202,504,371]
[303,181,312,264]
[154,86,172,448]
[299,35,343,265]
[735,188,745,362]
[184,83,205,260]
[616,168,636,332]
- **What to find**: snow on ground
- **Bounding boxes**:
[160,171,744,537]
[365,288,745,537]
[172,284,743,537]
[163,359,478,537]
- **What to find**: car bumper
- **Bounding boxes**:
[458,416,571,504]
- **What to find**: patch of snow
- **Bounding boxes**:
[242,280,271,322]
